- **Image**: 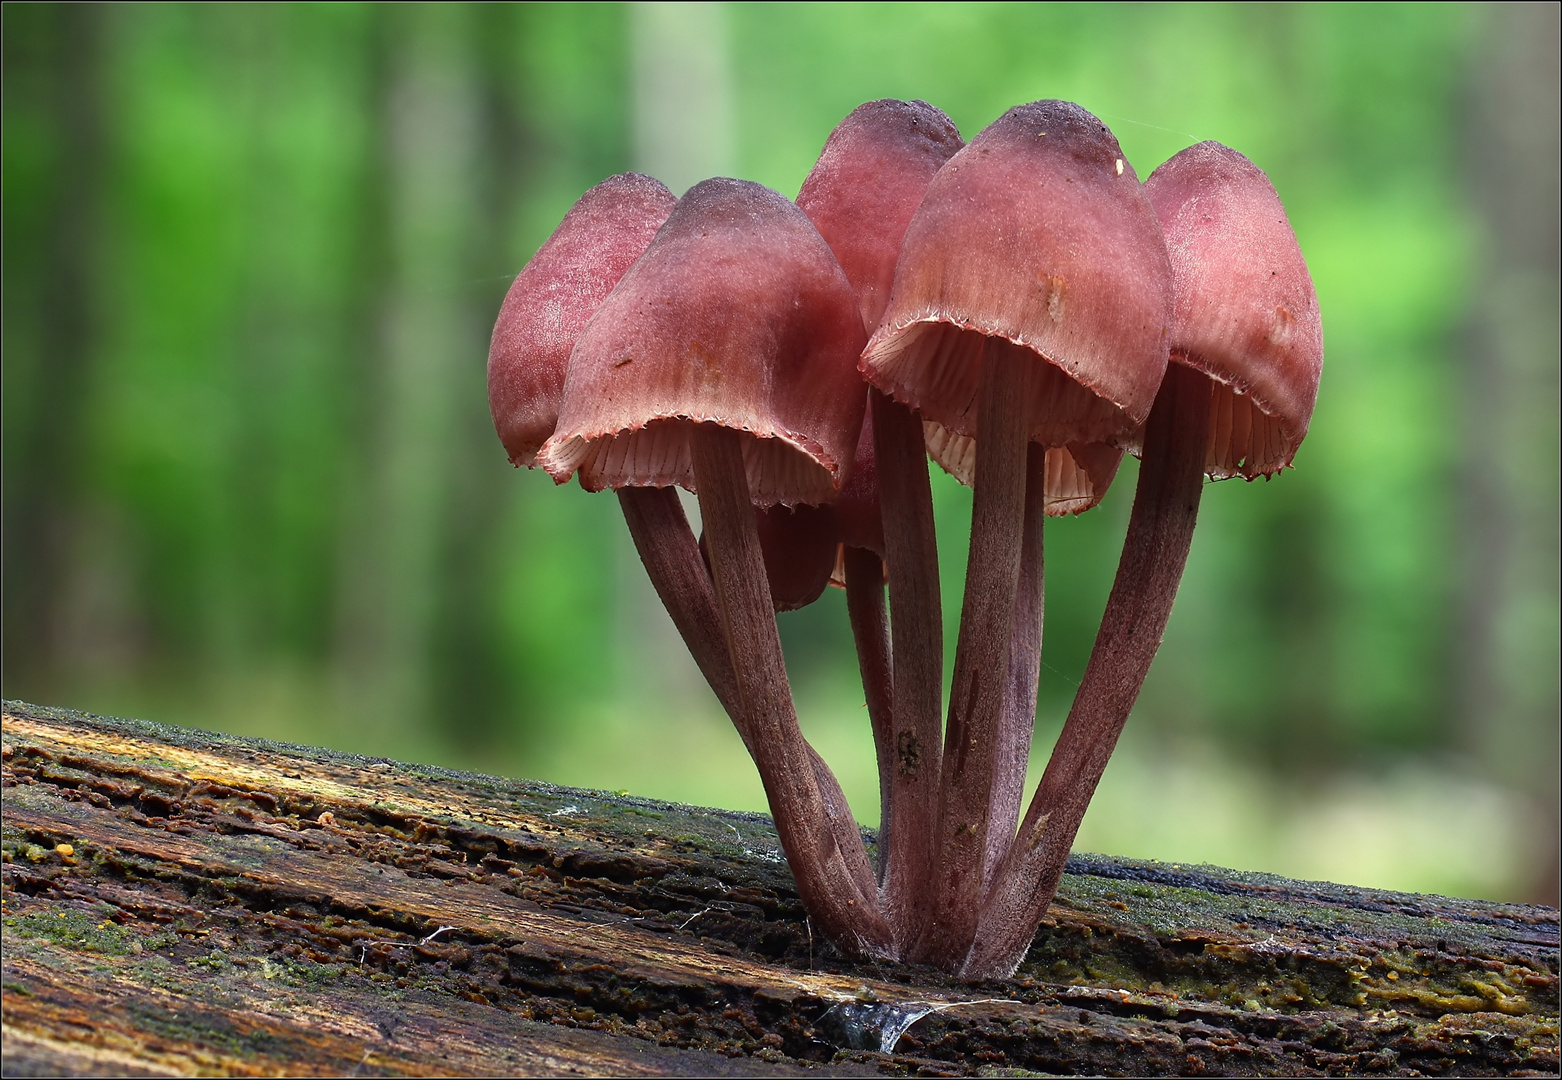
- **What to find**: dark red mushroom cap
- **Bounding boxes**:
[923,425,1124,517]
[487,173,676,467]
[1145,142,1323,478]
[796,99,964,333]
[537,178,867,506]
[795,100,962,577]
[752,504,840,611]
[861,100,1172,453]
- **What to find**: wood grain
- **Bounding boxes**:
[2,700,1556,1076]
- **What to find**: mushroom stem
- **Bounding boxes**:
[966,361,1211,979]
[985,442,1046,890]
[813,747,882,910]
[689,423,894,957]
[870,388,944,951]
[922,337,1040,968]
[843,545,894,884]
[618,484,879,916]
[619,487,738,714]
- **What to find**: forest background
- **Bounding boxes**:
[4,3,1558,906]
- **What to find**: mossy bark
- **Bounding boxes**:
[2,700,1557,1077]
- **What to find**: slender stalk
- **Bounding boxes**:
[689,424,894,958]
[870,388,944,951]
[619,487,737,715]
[984,442,1046,889]
[812,742,881,907]
[920,337,1039,968]
[618,485,878,913]
[843,545,894,884]
[965,362,1211,979]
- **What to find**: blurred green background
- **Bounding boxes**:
[5,3,1557,904]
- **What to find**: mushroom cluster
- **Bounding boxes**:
[488,100,1322,978]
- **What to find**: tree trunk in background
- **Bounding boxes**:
[333,6,482,745]
[331,6,396,729]
[616,3,741,719]
[1461,2,1562,907]
[630,2,736,198]
[0,4,104,690]
[425,4,532,753]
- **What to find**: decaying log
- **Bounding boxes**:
[2,700,1557,1076]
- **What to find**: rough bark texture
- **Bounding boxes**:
[2,700,1557,1077]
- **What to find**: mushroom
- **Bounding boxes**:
[616,483,876,907]
[487,172,872,944]
[860,101,1172,967]
[484,171,729,727]
[749,503,839,612]
[794,98,963,936]
[921,416,1126,898]
[967,141,1323,979]
[483,169,737,755]
[487,173,675,468]
[538,177,893,957]
[733,410,895,888]
[831,409,896,884]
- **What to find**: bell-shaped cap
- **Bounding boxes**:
[797,99,964,333]
[752,504,839,611]
[488,173,675,467]
[923,421,1124,516]
[861,101,1173,454]
[797,101,961,570]
[538,178,867,506]
[1145,142,1323,478]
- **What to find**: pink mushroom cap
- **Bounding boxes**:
[795,99,962,567]
[797,99,965,334]
[537,178,868,506]
[1144,142,1323,478]
[487,173,676,468]
[861,101,1172,494]
[751,504,840,611]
